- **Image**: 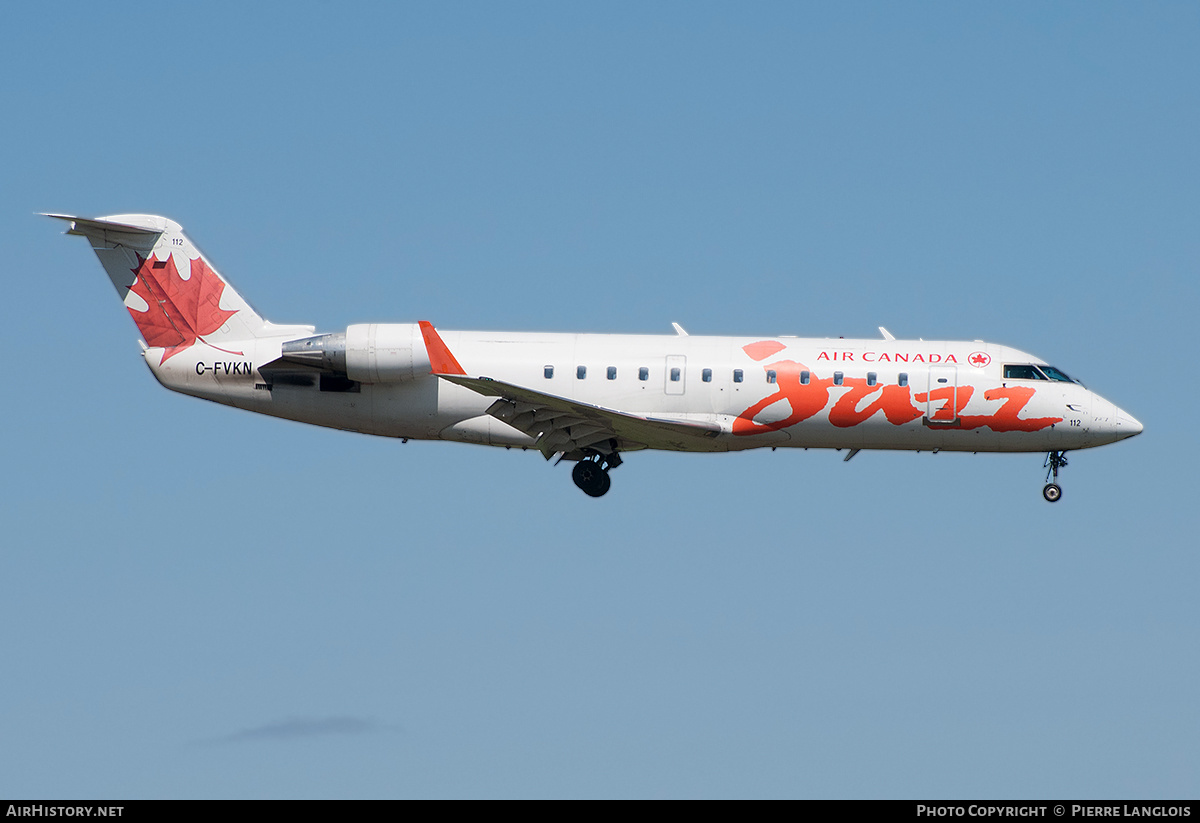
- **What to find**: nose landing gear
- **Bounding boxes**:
[1043,451,1068,503]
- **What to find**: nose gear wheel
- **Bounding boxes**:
[1042,451,1068,503]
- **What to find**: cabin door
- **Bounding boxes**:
[926,365,959,424]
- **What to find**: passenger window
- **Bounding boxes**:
[766,370,777,384]
[577,366,587,379]
[702,368,712,382]
[867,372,877,386]
[544,366,554,379]
[800,370,810,385]
[898,372,908,387]
[733,369,743,383]
[607,366,617,380]
[834,371,843,386]
[670,367,681,382]
[639,367,649,381]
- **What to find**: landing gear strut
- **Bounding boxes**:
[571,446,621,497]
[1043,451,1068,503]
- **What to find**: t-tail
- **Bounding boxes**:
[45,213,311,363]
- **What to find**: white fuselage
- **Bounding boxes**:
[143,329,1142,455]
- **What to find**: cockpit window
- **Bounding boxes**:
[1039,365,1076,383]
[1004,364,1048,380]
[1004,364,1081,384]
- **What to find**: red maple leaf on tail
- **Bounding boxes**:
[127,254,239,363]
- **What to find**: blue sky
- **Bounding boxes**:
[3,2,1197,798]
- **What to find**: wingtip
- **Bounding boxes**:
[42,213,77,230]
[418,320,467,376]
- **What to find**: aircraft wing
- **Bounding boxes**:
[437,374,723,459]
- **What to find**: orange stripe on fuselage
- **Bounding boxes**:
[418,321,467,375]
[733,352,1062,435]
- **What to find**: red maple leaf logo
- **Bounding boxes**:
[969,352,991,367]
[127,254,238,364]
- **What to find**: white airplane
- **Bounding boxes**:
[50,213,1142,502]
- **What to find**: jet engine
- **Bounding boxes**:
[279,323,432,383]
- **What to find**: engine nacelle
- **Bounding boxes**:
[280,323,432,383]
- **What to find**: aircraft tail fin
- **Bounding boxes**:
[47,214,309,355]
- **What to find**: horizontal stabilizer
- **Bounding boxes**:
[44,213,165,241]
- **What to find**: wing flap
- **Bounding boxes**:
[440,374,723,457]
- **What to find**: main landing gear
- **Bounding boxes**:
[571,449,621,498]
[1043,450,1068,503]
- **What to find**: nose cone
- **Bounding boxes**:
[1115,407,1144,439]
[1089,395,1143,445]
